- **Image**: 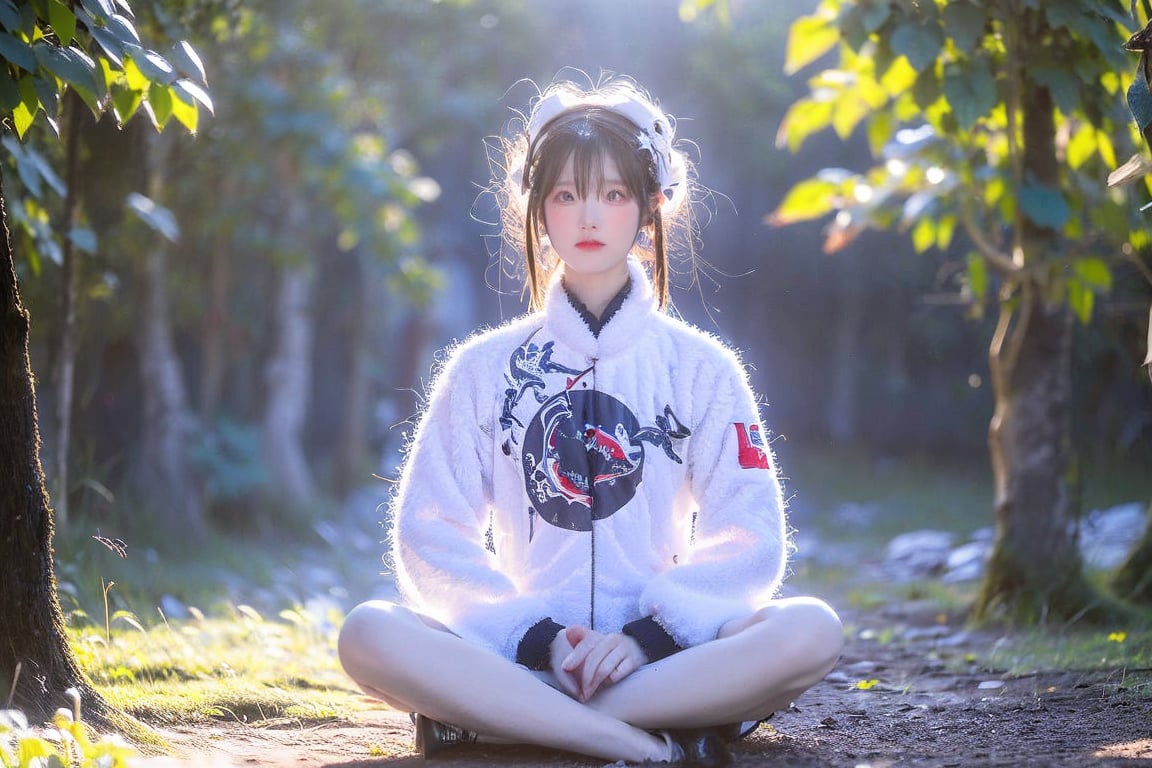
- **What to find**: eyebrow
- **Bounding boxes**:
[554,177,626,186]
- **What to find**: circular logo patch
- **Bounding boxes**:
[521,389,644,531]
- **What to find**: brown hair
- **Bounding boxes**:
[495,80,692,312]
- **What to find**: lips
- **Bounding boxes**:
[575,240,605,250]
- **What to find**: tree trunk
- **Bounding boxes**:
[49,91,84,528]
[137,132,204,535]
[827,255,863,448]
[977,298,1095,620]
[261,244,318,507]
[1112,503,1152,604]
[0,165,114,727]
[332,251,372,499]
[198,188,233,422]
[974,80,1115,623]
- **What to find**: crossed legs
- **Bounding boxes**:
[337,597,843,763]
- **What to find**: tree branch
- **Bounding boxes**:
[960,203,1020,276]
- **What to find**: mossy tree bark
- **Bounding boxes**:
[0,168,112,726]
[973,81,1112,624]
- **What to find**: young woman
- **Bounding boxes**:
[338,76,843,767]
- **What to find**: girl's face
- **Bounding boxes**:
[542,152,642,291]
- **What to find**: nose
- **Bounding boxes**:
[579,198,601,230]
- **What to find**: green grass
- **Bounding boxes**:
[986,624,1152,682]
[69,602,363,729]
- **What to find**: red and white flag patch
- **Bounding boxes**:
[734,422,770,470]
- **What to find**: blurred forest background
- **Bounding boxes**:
[6,0,1150,568]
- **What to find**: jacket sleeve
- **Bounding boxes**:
[389,342,551,661]
[637,344,789,648]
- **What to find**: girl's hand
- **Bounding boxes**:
[560,625,647,701]
[548,627,582,699]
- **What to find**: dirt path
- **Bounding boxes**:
[142,603,1152,768]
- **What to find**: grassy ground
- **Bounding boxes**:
[6,450,1148,766]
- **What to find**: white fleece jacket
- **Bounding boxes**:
[390,258,788,662]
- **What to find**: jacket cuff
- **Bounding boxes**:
[515,618,565,670]
[622,616,684,662]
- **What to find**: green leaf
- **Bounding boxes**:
[85,22,123,67]
[107,12,140,45]
[942,58,996,130]
[147,80,171,128]
[912,65,941,110]
[911,216,936,253]
[1072,257,1112,291]
[173,78,212,113]
[170,85,197,132]
[1067,278,1094,324]
[866,110,893,157]
[1019,184,1070,230]
[766,177,839,225]
[1044,0,1083,30]
[11,147,43,197]
[1065,122,1096,170]
[942,1,985,53]
[33,43,98,95]
[12,75,38,138]
[936,213,955,250]
[1031,64,1080,114]
[0,31,38,71]
[0,71,18,110]
[890,20,943,72]
[47,0,75,45]
[0,0,21,31]
[32,75,58,122]
[966,251,988,301]
[110,81,141,124]
[68,225,97,253]
[859,3,891,33]
[1127,63,1152,148]
[17,138,64,195]
[832,91,870,139]
[879,56,917,97]
[79,0,114,22]
[128,46,175,85]
[126,192,179,241]
[785,11,839,75]
[776,96,834,152]
[169,39,206,84]
[1095,130,1116,169]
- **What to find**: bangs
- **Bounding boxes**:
[529,109,655,206]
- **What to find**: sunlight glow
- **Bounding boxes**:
[926,166,946,184]
[885,158,907,176]
[1094,739,1152,759]
[853,184,874,204]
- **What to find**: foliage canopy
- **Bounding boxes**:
[773,0,1146,326]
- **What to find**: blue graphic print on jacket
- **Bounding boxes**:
[502,340,690,537]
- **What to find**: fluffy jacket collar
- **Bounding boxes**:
[541,258,658,359]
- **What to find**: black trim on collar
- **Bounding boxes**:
[564,278,633,338]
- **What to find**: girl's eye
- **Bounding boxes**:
[552,190,575,202]
[606,189,629,202]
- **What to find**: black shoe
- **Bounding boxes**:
[413,713,478,759]
[662,728,733,768]
[716,714,771,741]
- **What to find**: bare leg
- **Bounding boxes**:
[337,601,669,763]
[585,597,843,729]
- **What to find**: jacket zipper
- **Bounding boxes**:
[588,355,598,631]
